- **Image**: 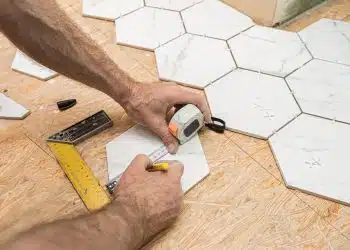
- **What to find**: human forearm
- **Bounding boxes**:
[0,0,134,104]
[3,201,145,250]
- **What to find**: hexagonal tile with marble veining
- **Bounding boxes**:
[269,114,350,206]
[182,0,254,40]
[286,59,350,123]
[228,26,312,77]
[299,19,350,66]
[11,50,58,81]
[82,0,144,21]
[155,34,236,89]
[106,125,209,192]
[145,0,202,11]
[205,69,301,139]
[115,7,185,51]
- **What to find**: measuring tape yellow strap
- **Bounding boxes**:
[48,142,111,211]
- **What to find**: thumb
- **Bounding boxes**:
[156,121,179,154]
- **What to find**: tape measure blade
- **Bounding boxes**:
[48,142,111,211]
[149,145,168,162]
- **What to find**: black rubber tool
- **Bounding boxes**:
[206,117,226,134]
[57,99,77,111]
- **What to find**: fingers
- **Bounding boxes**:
[166,160,184,181]
[125,154,152,174]
[167,85,212,122]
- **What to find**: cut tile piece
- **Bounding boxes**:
[182,0,254,40]
[0,93,30,120]
[145,0,201,11]
[269,114,350,205]
[205,69,301,139]
[299,19,350,65]
[115,7,185,51]
[287,59,350,123]
[11,51,58,81]
[155,34,236,89]
[82,0,144,21]
[106,125,209,192]
[228,26,312,77]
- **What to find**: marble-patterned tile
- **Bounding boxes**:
[287,59,350,123]
[269,114,350,206]
[11,50,58,81]
[0,93,30,119]
[228,26,312,77]
[106,125,209,192]
[145,0,202,11]
[115,7,185,51]
[82,0,144,21]
[0,93,30,120]
[299,18,350,65]
[155,34,236,89]
[182,0,254,40]
[205,69,301,139]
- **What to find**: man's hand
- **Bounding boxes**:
[121,82,211,153]
[2,155,184,250]
[113,155,184,244]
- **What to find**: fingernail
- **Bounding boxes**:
[167,143,178,154]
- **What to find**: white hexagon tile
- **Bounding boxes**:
[145,0,202,11]
[82,0,144,21]
[205,69,301,139]
[11,50,58,81]
[115,7,185,51]
[155,34,236,89]
[182,0,254,40]
[0,93,30,120]
[106,125,209,192]
[299,19,350,66]
[228,26,312,77]
[269,114,350,205]
[287,59,350,123]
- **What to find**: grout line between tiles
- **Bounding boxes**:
[142,5,181,13]
[180,0,205,12]
[205,69,235,88]
[316,58,350,67]
[226,41,238,67]
[282,78,303,113]
[187,32,227,42]
[303,112,350,126]
[237,66,285,79]
[179,12,187,33]
[283,57,313,79]
[267,112,302,139]
[225,25,255,41]
[115,6,145,20]
[296,32,314,60]
[154,32,186,50]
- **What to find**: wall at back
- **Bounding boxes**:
[223,0,326,26]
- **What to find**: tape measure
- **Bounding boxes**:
[47,110,113,211]
[169,104,226,144]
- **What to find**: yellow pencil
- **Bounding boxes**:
[146,162,169,172]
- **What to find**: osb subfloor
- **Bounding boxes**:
[0,0,350,248]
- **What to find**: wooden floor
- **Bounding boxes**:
[0,0,349,248]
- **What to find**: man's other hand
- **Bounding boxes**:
[114,155,184,243]
[121,83,211,154]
